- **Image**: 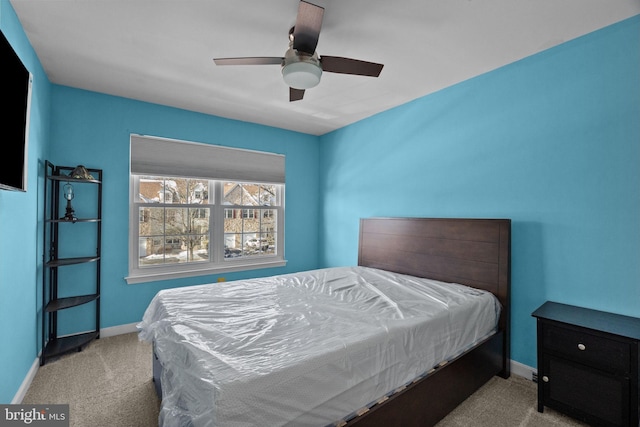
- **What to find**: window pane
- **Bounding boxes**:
[261,209,276,233]
[224,209,241,233]
[260,185,277,206]
[138,237,164,266]
[189,208,209,233]
[224,233,242,258]
[163,237,183,262]
[244,234,274,256]
[187,179,209,204]
[261,210,276,256]
[242,184,259,204]
[262,234,276,255]
[187,208,209,263]
[223,182,279,206]
[140,177,209,204]
[185,235,209,263]
[165,208,188,235]
[139,207,165,236]
[243,211,260,232]
[163,178,187,204]
[139,235,210,266]
[139,208,149,223]
[138,177,163,203]
[223,182,242,205]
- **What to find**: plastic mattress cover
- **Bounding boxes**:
[138,266,501,427]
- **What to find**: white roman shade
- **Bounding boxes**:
[130,134,285,184]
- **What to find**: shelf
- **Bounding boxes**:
[43,331,99,359]
[46,256,100,267]
[47,218,101,224]
[45,294,100,312]
[47,175,101,184]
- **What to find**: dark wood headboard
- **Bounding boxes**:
[358,217,511,360]
[352,217,511,426]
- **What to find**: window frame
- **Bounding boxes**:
[126,176,286,285]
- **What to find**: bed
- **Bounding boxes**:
[138,217,511,427]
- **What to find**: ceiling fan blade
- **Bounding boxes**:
[320,56,384,77]
[213,57,283,66]
[290,88,305,102]
[292,1,324,55]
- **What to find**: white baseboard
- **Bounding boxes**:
[12,357,40,404]
[100,322,139,338]
[511,359,536,381]
[13,322,140,403]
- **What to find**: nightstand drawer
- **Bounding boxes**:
[543,323,630,373]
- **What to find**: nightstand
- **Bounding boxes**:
[532,301,640,427]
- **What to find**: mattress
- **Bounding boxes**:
[138,266,501,427]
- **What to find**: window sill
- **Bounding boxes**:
[126,259,287,284]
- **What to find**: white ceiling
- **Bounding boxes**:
[10,0,640,136]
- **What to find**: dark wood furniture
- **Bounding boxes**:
[41,161,102,365]
[343,217,511,426]
[532,301,640,427]
[151,217,511,426]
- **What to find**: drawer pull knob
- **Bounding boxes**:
[577,343,586,351]
[542,376,549,383]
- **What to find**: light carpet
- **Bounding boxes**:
[23,332,587,426]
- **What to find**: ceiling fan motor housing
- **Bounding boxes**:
[282,47,322,90]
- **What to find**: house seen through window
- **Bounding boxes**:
[127,135,285,284]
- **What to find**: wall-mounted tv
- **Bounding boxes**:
[0,29,32,192]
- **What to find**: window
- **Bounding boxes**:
[135,176,211,266]
[127,135,285,284]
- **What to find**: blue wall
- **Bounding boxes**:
[1,0,318,403]
[0,0,51,403]
[1,0,638,402]
[318,16,640,368]
[47,87,320,332]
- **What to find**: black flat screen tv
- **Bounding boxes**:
[0,29,32,192]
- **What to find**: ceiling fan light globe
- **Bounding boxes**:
[282,61,322,90]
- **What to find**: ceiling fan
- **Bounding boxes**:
[213,0,384,102]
